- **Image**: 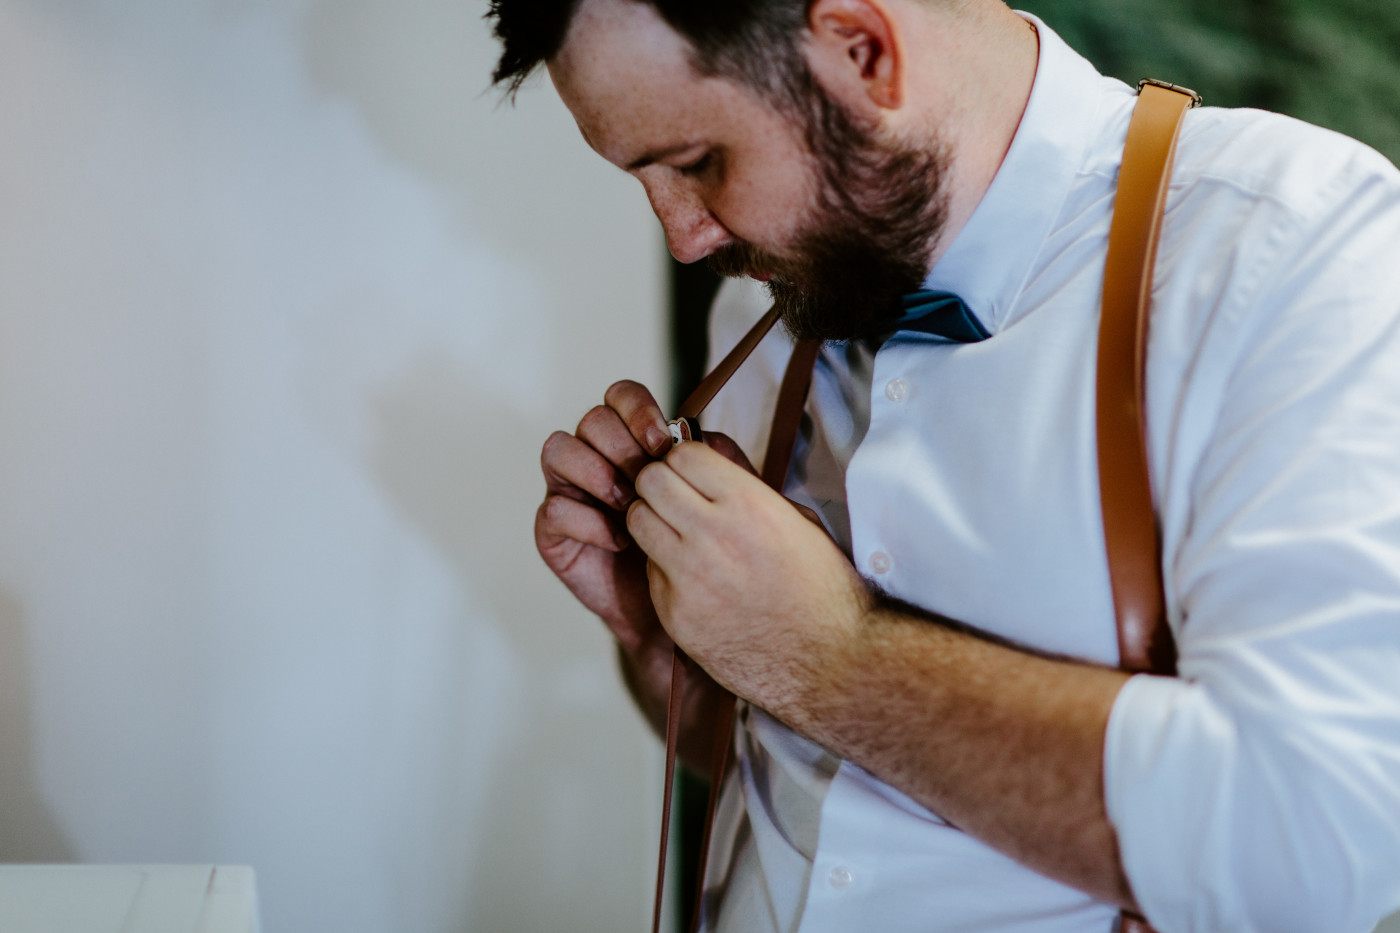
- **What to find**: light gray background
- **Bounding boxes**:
[0,0,666,931]
[0,1,1393,931]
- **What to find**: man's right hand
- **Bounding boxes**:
[537,379,756,761]
[536,379,677,658]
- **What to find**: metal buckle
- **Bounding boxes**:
[1137,78,1203,109]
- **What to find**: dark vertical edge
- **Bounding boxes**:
[669,256,722,414]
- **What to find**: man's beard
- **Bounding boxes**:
[707,85,950,343]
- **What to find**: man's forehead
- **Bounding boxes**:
[557,0,676,51]
[548,0,712,157]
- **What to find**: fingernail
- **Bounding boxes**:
[646,425,667,454]
[612,484,631,508]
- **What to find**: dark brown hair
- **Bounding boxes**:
[487,0,816,109]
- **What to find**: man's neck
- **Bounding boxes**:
[913,8,1041,272]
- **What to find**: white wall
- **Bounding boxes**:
[0,1,667,931]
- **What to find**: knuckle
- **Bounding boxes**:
[635,460,664,494]
[542,494,570,525]
[541,430,574,467]
[666,441,700,468]
[605,380,662,435]
[577,404,612,431]
[603,379,646,409]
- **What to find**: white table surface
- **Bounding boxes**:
[0,865,259,933]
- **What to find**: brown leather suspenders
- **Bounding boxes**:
[1100,78,1199,933]
[1099,79,1199,679]
[650,80,1200,933]
[650,312,820,933]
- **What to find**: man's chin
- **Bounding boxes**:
[769,287,906,344]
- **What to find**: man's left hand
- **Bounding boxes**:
[626,440,871,713]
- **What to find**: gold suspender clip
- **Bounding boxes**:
[1137,78,1204,108]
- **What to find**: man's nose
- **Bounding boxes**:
[644,182,730,264]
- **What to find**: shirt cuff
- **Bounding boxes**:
[1103,673,1228,932]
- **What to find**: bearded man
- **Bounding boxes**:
[491,1,1400,931]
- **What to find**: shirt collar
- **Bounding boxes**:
[921,14,1114,336]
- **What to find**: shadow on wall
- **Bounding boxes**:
[367,353,652,933]
[0,590,75,863]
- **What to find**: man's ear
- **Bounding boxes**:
[805,0,906,112]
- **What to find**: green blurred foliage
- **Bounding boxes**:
[1018,0,1400,164]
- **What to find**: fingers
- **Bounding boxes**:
[627,497,684,568]
[539,494,629,553]
[541,381,671,511]
[541,430,633,510]
[603,380,671,460]
[629,444,770,560]
[541,382,759,565]
[663,440,759,503]
[635,456,713,538]
[576,404,652,487]
[647,444,829,541]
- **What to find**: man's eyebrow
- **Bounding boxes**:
[626,143,700,172]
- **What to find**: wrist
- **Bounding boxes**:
[767,572,879,734]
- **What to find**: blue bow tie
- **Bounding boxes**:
[888,290,990,343]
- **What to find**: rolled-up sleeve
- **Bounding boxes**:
[1106,145,1400,933]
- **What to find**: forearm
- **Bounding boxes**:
[769,595,1137,908]
[629,443,1137,903]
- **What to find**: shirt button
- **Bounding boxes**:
[828,866,854,890]
[885,378,908,402]
[869,551,892,575]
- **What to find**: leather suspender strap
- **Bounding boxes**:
[650,78,1198,933]
[762,339,823,490]
[1097,80,1196,679]
[652,650,688,933]
[676,305,784,421]
[1099,78,1198,933]
[652,303,793,933]
[688,337,821,933]
[651,307,798,933]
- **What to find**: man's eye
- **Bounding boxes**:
[678,153,714,177]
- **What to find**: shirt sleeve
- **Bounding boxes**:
[1105,138,1400,933]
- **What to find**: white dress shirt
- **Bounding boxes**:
[698,14,1400,933]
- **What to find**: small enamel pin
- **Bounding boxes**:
[667,417,703,447]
